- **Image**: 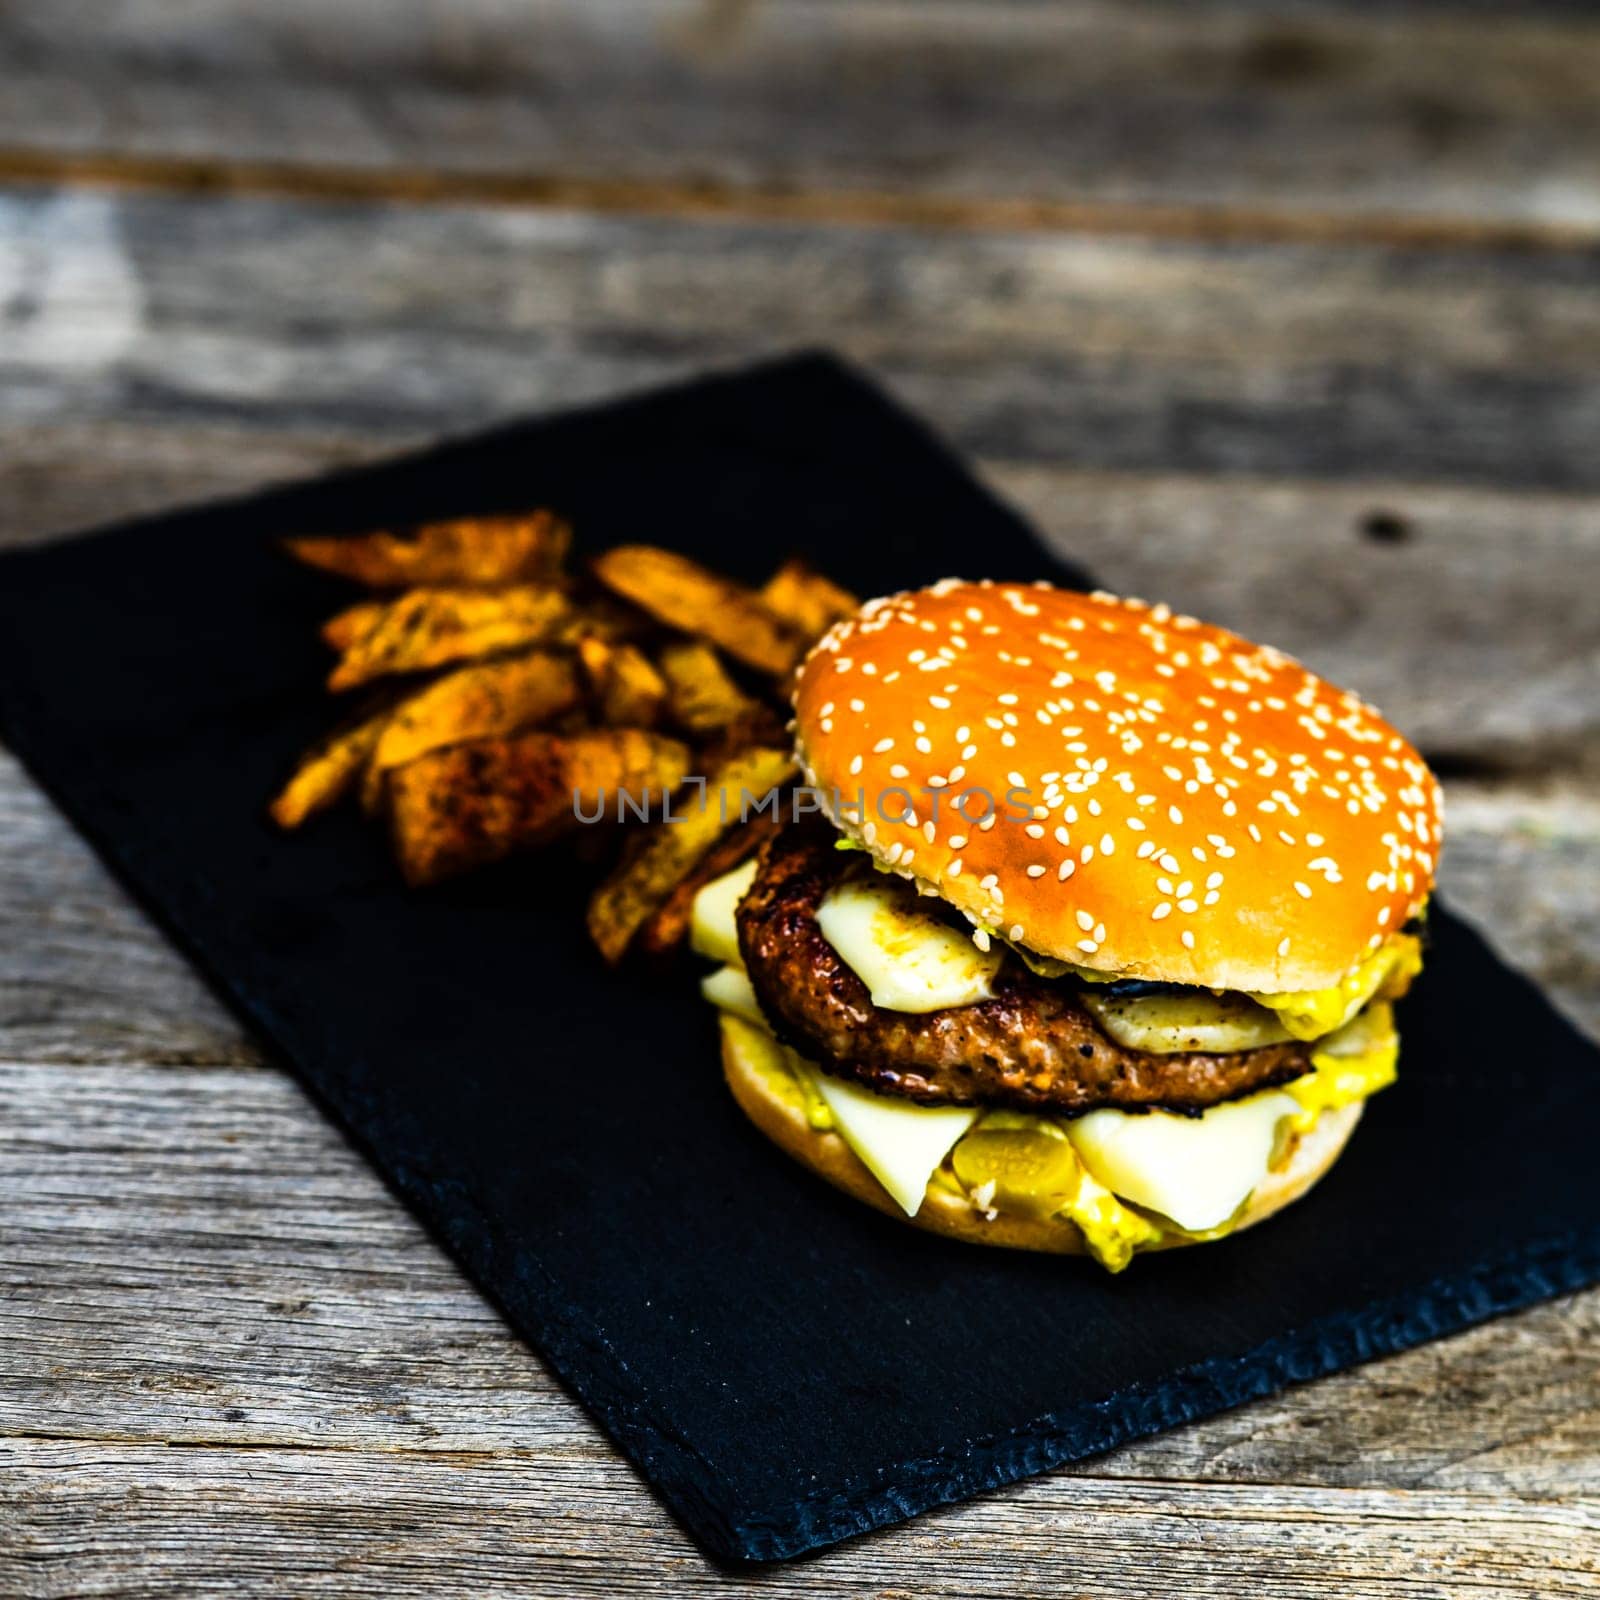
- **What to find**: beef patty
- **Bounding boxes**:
[736,823,1311,1117]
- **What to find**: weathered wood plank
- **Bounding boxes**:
[5,0,1600,237]
[0,751,259,1066]
[7,188,1600,494]
[4,1437,1595,1599]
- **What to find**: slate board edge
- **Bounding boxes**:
[731,1225,1600,1560]
[2,353,1596,1562]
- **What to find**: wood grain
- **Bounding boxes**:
[5,0,1600,239]
[5,1438,1596,1598]
[8,188,1600,496]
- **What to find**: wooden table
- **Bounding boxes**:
[3,4,1598,1593]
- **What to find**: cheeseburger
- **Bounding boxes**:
[691,581,1441,1270]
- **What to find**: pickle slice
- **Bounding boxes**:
[950,1114,1082,1220]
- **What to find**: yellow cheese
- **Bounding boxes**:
[1249,933,1422,1041]
[1063,1165,1166,1272]
[816,873,1002,1013]
[689,858,759,967]
[1067,1091,1299,1233]
[700,963,766,1027]
[788,1054,979,1216]
[1286,1001,1399,1130]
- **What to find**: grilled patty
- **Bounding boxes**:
[736,823,1312,1117]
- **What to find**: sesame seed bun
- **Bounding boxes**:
[793,580,1441,993]
[721,1014,1362,1257]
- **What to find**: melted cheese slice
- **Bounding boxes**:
[690,858,759,967]
[816,873,1001,1013]
[1287,1002,1399,1129]
[700,963,766,1026]
[788,1055,979,1215]
[1066,1091,1298,1233]
[1081,989,1293,1054]
[1249,933,1422,1040]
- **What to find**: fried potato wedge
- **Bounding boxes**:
[585,746,795,964]
[374,651,581,772]
[286,511,571,588]
[658,639,761,734]
[591,545,803,676]
[577,637,668,727]
[390,729,690,886]
[269,707,391,829]
[322,599,386,653]
[760,559,858,641]
[328,586,572,691]
[635,809,784,958]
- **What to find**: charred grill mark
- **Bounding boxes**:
[736,823,1311,1118]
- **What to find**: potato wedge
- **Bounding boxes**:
[577,637,668,727]
[635,809,783,958]
[760,559,858,641]
[286,511,571,588]
[374,651,581,771]
[390,728,690,885]
[657,639,761,734]
[591,545,803,676]
[585,746,794,964]
[328,586,572,691]
[322,599,387,653]
[268,707,391,829]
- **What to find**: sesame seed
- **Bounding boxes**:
[1152,902,1172,920]
[1181,930,1195,949]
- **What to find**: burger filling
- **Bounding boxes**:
[694,825,1418,1272]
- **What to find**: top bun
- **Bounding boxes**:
[793,580,1441,992]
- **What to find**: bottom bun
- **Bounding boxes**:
[720,1014,1363,1258]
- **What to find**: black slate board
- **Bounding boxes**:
[2,352,1598,1563]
